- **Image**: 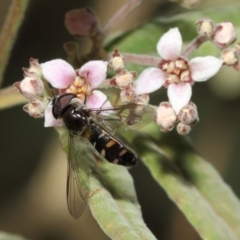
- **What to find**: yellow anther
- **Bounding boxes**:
[175,60,187,69]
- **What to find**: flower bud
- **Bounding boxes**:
[23,99,45,118]
[178,102,199,125]
[109,49,126,72]
[109,56,125,72]
[115,70,134,88]
[155,102,177,132]
[120,85,137,103]
[212,22,237,49]
[25,58,42,78]
[196,19,215,37]
[221,48,238,66]
[14,77,44,100]
[65,8,99,37]
[234,43,240,54]
[177,122,191,135]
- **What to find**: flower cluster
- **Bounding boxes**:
[108,49,161,105]
[15,58,113,127]
[196,19,240,70]
[106,28,223,134]
[15,22,232,135]
[14,59,48,118]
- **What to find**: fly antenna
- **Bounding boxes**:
[84,84,88,105]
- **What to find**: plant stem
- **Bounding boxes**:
[111,52,161,66]
[102,0,142,34]
[0,0,29,87]
[0,85,27,109]
[182,35,208,57]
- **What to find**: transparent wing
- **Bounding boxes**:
[89,104,156,133]
[67,134,94,219]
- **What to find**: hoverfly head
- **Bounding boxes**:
[52,93,77,119]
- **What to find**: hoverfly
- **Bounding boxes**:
[52,93,155,219]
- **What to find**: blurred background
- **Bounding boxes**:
[0,0,240,239]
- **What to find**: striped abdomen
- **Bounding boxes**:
[87,123,137,167]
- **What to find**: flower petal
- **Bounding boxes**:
[86,90,112,109]
[157,28,182,60]
[189,56,223,82]
[41,59,76,89]
[134,68,166,95]
[78,60,108,88]
[168,83,192,114]
[44,103,64,127]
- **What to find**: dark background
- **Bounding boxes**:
[0,1,240,240]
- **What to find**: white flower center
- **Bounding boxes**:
[159,58,192,86]
[66,76,92,101]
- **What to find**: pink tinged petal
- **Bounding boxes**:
[41,59,76,89]
[189,56,223,82]
[86,90,113,115]
[134,68,166,95]
[78,60,108,88]
[157,28,182,60]
[168,83,192,114]
[44,103,64,127]
[86,90,111,109]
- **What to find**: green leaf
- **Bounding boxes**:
[57,128,156,240]
[127,129,240,240]
[89,175,157,240]
[150,130,240,238]
[0,0,29,87]
[179,142,240,238]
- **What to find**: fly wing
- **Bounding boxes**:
[67,134,95,219]
[89,104,156,134]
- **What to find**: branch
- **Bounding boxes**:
[103,0,142,34]
[0,0,29,87]
[0,85,27,110]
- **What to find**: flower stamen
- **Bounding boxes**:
[66,76,93,100]
[159,58,192,85]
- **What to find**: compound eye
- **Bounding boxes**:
[52,105,60,119]
[52,93,76,119]
[57,93,76,109]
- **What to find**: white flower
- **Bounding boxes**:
[133,28,223,114]
[41,59,111,127]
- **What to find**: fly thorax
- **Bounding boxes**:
[63,106,89,134]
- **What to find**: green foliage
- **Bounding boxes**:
[127,125,240,240]
[111,110,240,239]
[43,3,240,240]
[57,127,156,239]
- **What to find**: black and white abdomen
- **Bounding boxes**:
[88,124,137,167]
